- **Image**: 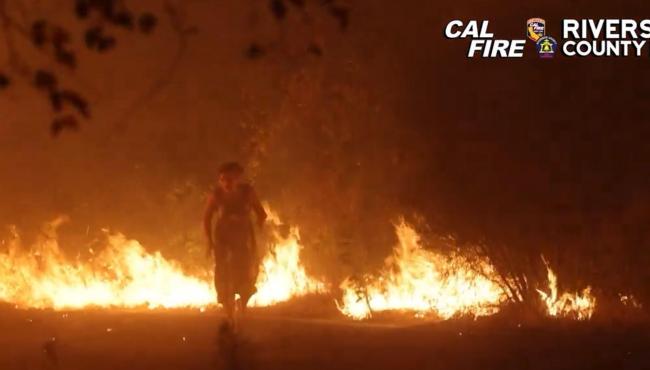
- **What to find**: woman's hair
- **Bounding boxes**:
[218,161,244,176]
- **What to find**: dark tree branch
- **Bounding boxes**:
[113,0,195,131]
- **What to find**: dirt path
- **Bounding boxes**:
[0,307,647,370]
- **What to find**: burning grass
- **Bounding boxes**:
[337,221,508,320]
[0,211,326,311]
[536,257,596,320]
[0,213,616,322]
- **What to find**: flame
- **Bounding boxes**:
[0,212,324,310]
[0,214,603,321]
[248,203,327,306]
[337,221,508,320]
[536,259,596,320]
[619,294,642,309]
[249,226,327,306]
[0,224,213,310]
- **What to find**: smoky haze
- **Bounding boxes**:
[0,1,648,303]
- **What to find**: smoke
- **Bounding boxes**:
[0,0,647,305]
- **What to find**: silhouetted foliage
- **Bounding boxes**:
[50,114,80,136]
[138,12,157,34]
[245,0,350,60]
[33,70,58,91]
[307,42,323,56]
[289,0,306,8]
[75,1,90,19]
[328,5,349,30]
[3,0,350,135]
[30,20,47,47]
[1,0,158,136]
[56,90,90,118]
[0,73,10,89]
[270,0,288,21]
[245,43,266,60]
[113,11,134,29]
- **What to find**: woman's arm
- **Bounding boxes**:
[250,188,267,228]
[203,194,217,255]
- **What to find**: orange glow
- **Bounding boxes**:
[337,221,508,320]
[536,258,596,320]
[0,218,213,310]
[0,211,325,310]
[0,215,602,321]
[249,228,327,306]
[249,204,327,305]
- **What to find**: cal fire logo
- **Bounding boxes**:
[527,18,545,42]
[444,20,526,58]
[444,19,560,58]
[446,18,650,58]
[526,18,558,58]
